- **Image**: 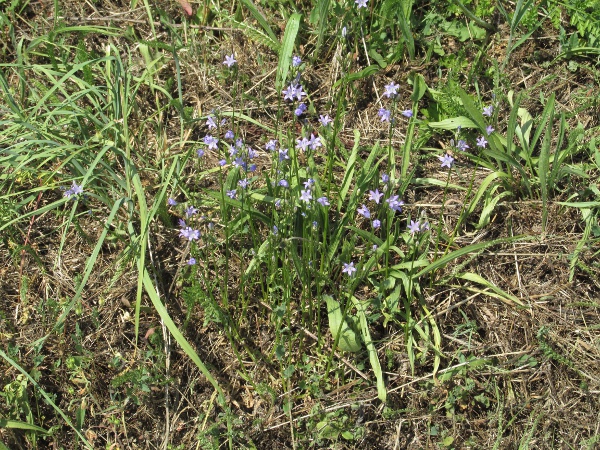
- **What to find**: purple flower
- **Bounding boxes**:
[439,153,455,168]
[206,116,217,129]
[225,130,234,140]
[226,189,237,199]
[296,137,310,152]
[357,204,371,219]
[248,164,257,172]
[401,109,413,118]
[272,225,278,235]
[232,157,245,168]
[378,108,391,122]
[317,196,330,206]
[383,81,399,99]
[300,189,312,203]
[185,206,198,217]
[355,0,368,8]
[64,181,83,198]
[483,105,493,117]
[303,178,315,189]
[386,195,404,212]
[407,220,421,235]
[238,178,249,189]
[247,148,258,159]
[309,134,322,150]
[290,84,307,101]
[188,257,197,265]
[421,221,430,231]
[235,138,244,149]
[342,262,357,277]
[486,125,494,136]
[282,84,296,101]
[292,55,302,67]
[368,189,384,204]
[168,198,178,206]
[319,114,333,126]
[219,159,227,166]
[179,227,200,241]
[275,199,282,208]
[196,149,205,157]
[295,103,307,116]
[456,139,469,151]
[278,179,289,188]
[266,140,277,151]
[229,146,238,156]
[223,54,236,68]
[203,135,219,150]
[312,221,318,229]
[278,149,290,162]
[381,173,390,184]
[476,136,488,148]
[372,219,381,229]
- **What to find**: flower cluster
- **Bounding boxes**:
[378,81,412,124]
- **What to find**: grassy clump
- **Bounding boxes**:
[1,0,599,448]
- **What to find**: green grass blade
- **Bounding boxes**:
[275,13,301,92]
[415,235,532,279]
[0,419,48,434]
[141,269,224,398]
[538,97,553,231]
[352,296,386,402]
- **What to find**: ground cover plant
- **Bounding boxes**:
[1,0,599,448]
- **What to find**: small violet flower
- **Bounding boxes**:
[407,220,421,235]
[196,149,205,157]
[296,137,310,152]
[266,140,278,151]
[368,189,384,204]
[319,115,333,126]
[476,136,488,148]
[439,153,455,168]
[295,103,307,117]
[185,206,198,217]
[203,135,219,150]
[225,130,234,140]
[238,179,249,189]
[64,181,83,199]
[357,204,371,219]
[300,189,312,203]
[355,0,368,8]
[342,262,357,277]
[483,105,493,117]
[226,189,237,199]
[381,173,390,184]
[219,159,227,166]
[223,54,236,68]
[278,179,289,188]
[456,139,469,151]
[486,125,494,136]
[401,109,413,118]
[317,196,330,206]
[168,198,177,206]
[188,257,197,266]
[206,116,217,130]
[179,227,200,241]
[378,108,391,122]
[383,81,399,99]
[372,219,381,229]
[292,55,302,67]
[386,195,404,212]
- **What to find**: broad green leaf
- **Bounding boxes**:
[324,295,362,353]
[427,116,477,130]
